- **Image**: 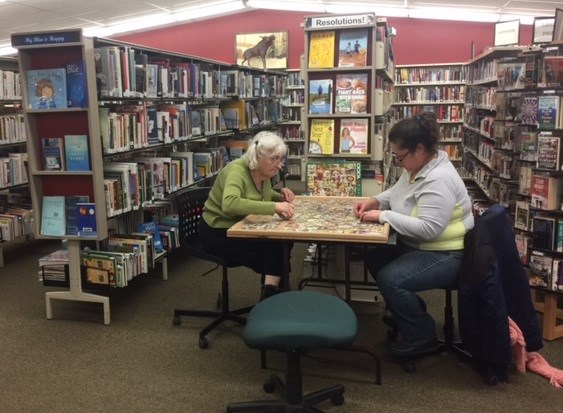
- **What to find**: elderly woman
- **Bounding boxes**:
[200,131,295,301]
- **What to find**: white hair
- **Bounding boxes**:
[243,131,287,170]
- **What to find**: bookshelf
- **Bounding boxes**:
[393,63,466,163]
[302,13,395,197]
[280,68,305,180]
[11,29,289,324]
[12,29,111,323]
[0,56,31,267]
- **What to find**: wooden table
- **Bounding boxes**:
[228,195,392,384]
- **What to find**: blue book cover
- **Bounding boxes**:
[537,95,559,130]
[40,196,66,236]
[65,60,88,108]
[308,79,333,114]
[65,195,89,236]
[137,221,164,253]
[64,135,90,171]
[77,202,97,237]
[26,68,68,110]
[41,137,65,171]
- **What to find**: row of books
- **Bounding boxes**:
[26,61,87,110]
[395,66,465,84]
[0,114,26,145]
[0,70,21,100]
[308,118,370,155]
[41,135,90,171]
[528,251,563,292]
[0,205,32,242]
[0,152,27,188]
[221,99,281,130]
[394,104,463,122]
[309,74,368,115]
[40,195,96,237]
[395,85,465,104]
[94,45,286,100]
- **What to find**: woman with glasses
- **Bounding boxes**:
[200,131,295,301]
[353,111,474,357]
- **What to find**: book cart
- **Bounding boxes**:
[301,13,395,303]
[0,57,30,267]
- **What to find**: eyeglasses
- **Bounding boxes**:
[392,150,410,163]
[264,154,286,167]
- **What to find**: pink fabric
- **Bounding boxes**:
[509,317,563,388]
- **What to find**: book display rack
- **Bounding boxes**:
[303,13,395,197]
[11,28,289,325]
[394,63,466,164]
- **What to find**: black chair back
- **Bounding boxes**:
[175,186,212,248]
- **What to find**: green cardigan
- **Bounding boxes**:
[202,158,282,229]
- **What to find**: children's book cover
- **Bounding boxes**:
[308,79,333,114]
[338,29,369,67]
[65,60,88,108]
[334,73,368,114]
[308,31,335,69]
[64,135,90,171]
[339,118,369,154]
[26,68,68,110]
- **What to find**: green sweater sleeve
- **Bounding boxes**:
[202,159,280,228]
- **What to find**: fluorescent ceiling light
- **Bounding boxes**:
[0,45,17,57]
[173,1,246,21]
[247,0,326,13]
[84,13,176,37]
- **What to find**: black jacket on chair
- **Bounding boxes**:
[458,204,543,380]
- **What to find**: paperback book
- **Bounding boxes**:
[65,60,88,108]
[536,133,561,170]
[65,195,89,236]
[308,31,335,69]
[40,196,66,236]
[77,202,97,237]
[137,221,164,253]
[338,29,369,67]
[334,73,368,114]
[64,135,90,171]
[537,95,559,130]
[308,119,335,155]
[308,79,333,114]
[26,68,68,110]
[41,137,65,171]
[339,118,369,154]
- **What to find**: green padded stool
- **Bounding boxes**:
[226,290,358,413]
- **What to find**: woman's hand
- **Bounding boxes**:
[279,187,295,203]
[353,198,379,217]
[275,202,295,220]
[358,209,381,222]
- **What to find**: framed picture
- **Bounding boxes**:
[235,31,288,69]
[532,16,555,44]
[494,19,520,47]
[553,8,563,42]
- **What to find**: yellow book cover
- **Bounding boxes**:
[309,119,335,155]
[308,31,335,69]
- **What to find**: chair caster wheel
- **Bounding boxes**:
[198,337,209,349]
[331,394,344,406]
[263,379,275,393]
[172,316,181,326]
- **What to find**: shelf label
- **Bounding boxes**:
[305,14,375,30]
[11,31,82,47]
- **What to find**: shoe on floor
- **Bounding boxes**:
[387,336,439,357]
[260,284,284,301]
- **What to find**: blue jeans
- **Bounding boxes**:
[365,242,463,343]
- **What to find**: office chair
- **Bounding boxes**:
[227,290,358,413]
[172,186,254,349]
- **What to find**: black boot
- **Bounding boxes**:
[260,284,284,301]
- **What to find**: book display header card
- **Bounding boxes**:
[494,19,520,47]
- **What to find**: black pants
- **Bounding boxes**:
[199,218,292,279]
